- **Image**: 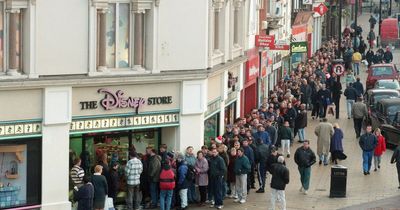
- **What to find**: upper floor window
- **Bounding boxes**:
[0,1,25,76]
[94,0,152,72]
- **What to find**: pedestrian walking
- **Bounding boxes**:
[270,156,289,210]
[266,147,284,174]
[344,71,356,87]
[284,103,297,137]
[295,104,308,143]
[329,74,342,119]
[369,15,377,29]
[234,148,251,204]
[373,128,386,171]
[390,145,400,189]
[73,175,94,210]
[367,29,376,48]
[195,151,209,206]
[317,84,331,118]
[344,83,358,119]
[209,147,227,209]
[352,77,364,97]
[279,121,293,158]
[352,97,368,138]
[314,118,334,166]
[352,50,362,76]
[294,140,316,195]
[92,165,108,210]
[359,125,378,175]
[125,151,143,210]
[255,138,269,193]
[330,123,344,164]
[159,163,176,210]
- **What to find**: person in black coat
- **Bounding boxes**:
[383,47,393,63]
[329,74,342,119]
[300,79,312,110]
[266,147,285,174]
[284,103,297,137]
[269,156,289,210]
[366,48,374,67]
[295,104,308,142]
[108,163,119,206]
[74,175,94,210]
[352,77,364,97]
[317,84,331,118]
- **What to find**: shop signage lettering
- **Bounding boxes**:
[79,89,173,114]
[291,41,308,53]
[255,35,275,47]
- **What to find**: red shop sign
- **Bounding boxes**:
[255,35,275,47]
[245,48,259,83]
[269,44,290,51]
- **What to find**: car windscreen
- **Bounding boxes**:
[372,66,394,76]
[387,105,400,122]
[376,81,400,89]
[372,93,399,106]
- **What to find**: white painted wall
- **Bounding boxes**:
[178,114,204,152]
[41,87,72,210]
[158,0,208,71]
[161,126,179,151]
[36,0,88,75]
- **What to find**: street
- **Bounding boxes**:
[189,8,400,210]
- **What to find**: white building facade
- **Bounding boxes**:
[0,0,253,209]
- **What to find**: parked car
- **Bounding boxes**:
[370,98,400,130]
[366,64,399,90]
[374,79,400,91]
[380,111,400,146]
[364,89,400,124]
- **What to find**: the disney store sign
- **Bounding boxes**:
[80,88,173,114]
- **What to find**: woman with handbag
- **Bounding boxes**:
[330,123,344,165]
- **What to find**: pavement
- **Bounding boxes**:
[187,8,400,210]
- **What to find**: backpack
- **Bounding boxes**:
[186,164,196,181]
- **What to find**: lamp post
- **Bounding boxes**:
[338,0,343,47]
[389,0,392,16]
[354,0,358,49]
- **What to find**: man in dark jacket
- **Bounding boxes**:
[390,145,400,189]
[255,139,269,193]
[300,79,312,110]
[352,77,364,97]
[242,138,255,191]
[344,83,358,119]
[148,149,161,208]
[279,121,293,158]
[295,104,308,143]
[317,84,331,118]
[253,125,271,145]
[329,74,342,119]
[359,125,378,175]
[270,156,289,210]
[383,46,393,63]
[234,148,251,204]
[284,103,297,137]
[209,147,227,209]
[366,48,374,67]
[266,147,284,174]
[265,119,278,146]
[74,175,94,210]
[294,140,316,195]
[176,155,189,210]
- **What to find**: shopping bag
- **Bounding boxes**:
[104,196,115,210]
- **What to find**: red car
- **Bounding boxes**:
[366,64,399,90]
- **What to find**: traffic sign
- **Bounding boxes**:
[313,3,328,16]
[333,63,345,76]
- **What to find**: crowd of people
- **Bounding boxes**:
[67,23,400,210]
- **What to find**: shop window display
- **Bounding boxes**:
[225,102,236,126]
[204,114,219,147]
[69,129,160,204]
[0,139,41,209]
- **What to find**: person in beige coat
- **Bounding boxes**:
[314,118,334,166]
